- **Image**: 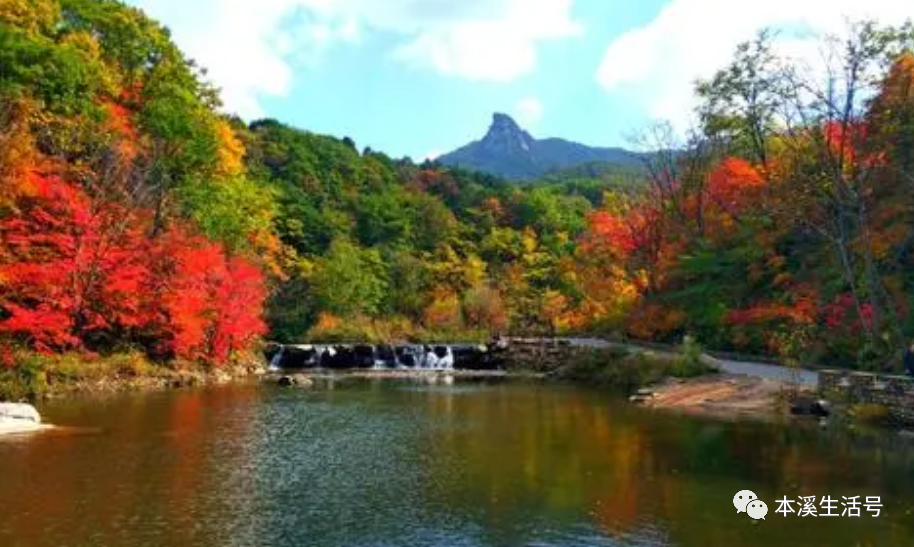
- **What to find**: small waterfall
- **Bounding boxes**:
[266,341,499,371]
[268,347,284,371]
[424,346,454,370]
[420,348,433,370]
[441,347,455,370]
[372,346,386,370]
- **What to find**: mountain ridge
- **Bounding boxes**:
[438,113,641,181]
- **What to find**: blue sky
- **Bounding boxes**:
[127,0,908,160]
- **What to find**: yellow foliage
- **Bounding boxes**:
[214,121,246,177]
[306,314,419,343]
[289,255,315,279]
[569,261,641,330]
[541,290,594,333]
[541,290,569,329]
[423,289,464,331]
[313,312,342,332]
[521,228,537,252]
[0,98,38,209]
[0,0,59,35]
[429,244,486,293]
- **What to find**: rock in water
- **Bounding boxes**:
[0,402,41,423]
[0,403,45,435]
[277,375,313,388]
[278,376,296,387]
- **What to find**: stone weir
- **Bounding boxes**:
[263,341,508,371]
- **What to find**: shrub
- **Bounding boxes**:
[674,334,708,378]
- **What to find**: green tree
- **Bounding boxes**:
[177,175,278,253]
[311,238,388,318]
[385,248,432,321]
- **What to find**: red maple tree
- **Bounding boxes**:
[0,172,267,365]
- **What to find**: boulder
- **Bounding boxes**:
[278,375,313,388]
[790,398,831,417]
[278,375,296,387]
[0,402,41,424]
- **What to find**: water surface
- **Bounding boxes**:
[1,379,913,546]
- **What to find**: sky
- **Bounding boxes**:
[126,0,912,160]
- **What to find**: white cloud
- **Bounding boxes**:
[134,0,306,119]
[129,0,580,119]
[595,0,912,131]
[393,1,581,81]
[515,97,544,126]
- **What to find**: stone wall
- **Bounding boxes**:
[497,338,576,372]
[495,338,645,373]
[819,370,914,424]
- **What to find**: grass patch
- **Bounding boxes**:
[554,345,715,393]
[1,349,180,402]
[847,404,891,426]
[0,353,48,402]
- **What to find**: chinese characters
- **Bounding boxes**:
[774,496,882,517]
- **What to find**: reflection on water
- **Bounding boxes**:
[1,379,913,546]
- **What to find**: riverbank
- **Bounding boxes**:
[0,350,266,402]
[633,374,808,421]
[514,341,712,387]
[503,340,814,422]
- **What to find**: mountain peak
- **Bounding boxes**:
[481,112,534,155]
[489,112,522,132]
[438,112,639,181]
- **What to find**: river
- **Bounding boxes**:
[1,378,913,546]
